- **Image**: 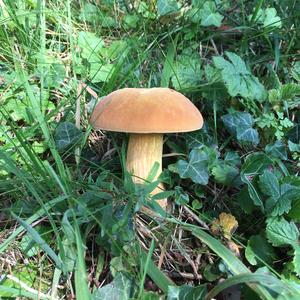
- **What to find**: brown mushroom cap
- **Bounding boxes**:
[90,88,203,133]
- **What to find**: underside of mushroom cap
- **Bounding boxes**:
[90,88,203,133]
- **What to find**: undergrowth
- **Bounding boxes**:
[0,0,300,299]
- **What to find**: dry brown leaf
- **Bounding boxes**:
[210,212,238,240]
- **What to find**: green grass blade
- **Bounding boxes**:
[205,273,297,300]
[0,195,68,253]
[74,216,91,300]
[139,246,175,294]
[161,38,177,87]
[11,212,64,270]
[183,224,274,300]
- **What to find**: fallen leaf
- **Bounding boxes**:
[211,212,238,240]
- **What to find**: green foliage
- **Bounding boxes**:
[177,148,209,185]
[189,1,224,27]
[168,284,207,300]
[222,111,260,144]
[0,0,300,299]
[213,52,266,100]
[92,272,134,300]
[157,0,179,16]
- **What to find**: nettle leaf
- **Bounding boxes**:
[245,234,276,266]
[168,284,207,300]
[77,31,104,59]
[177,149,209,185]
[266,217,299,247]
[293,245,300,276]
[259,170,280,198]
[265,141,287,160]
[92,272,134,300]
[212,163,239,186]
[213,52,266,100]
[157,0,179,16]
[54,122,82,150]
[90,63,114,83]
[292,61,300,82]
[171,52,202,90]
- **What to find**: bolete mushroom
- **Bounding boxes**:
[90,88,203,211]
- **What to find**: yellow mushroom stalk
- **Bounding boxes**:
[90,88,203,212]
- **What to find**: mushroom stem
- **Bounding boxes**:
[126,133,167,210]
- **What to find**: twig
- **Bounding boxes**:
[183,206,209,230]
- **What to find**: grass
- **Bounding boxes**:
[1,0,300,299]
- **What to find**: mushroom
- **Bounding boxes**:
[90,88,203,211]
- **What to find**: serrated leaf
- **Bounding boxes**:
[157,0,179,16]
[293,245,300,277]
[77,31,104,59]
[259,169,280,198]
[54,122,82,150]
[171,52,202,89]
[292,61,300,82]
[177,149,209,185]
[245,234,276,266]
[213,52,266,100]
[266,217,299,247]
[212,163,239,186]
[90,63,114,83]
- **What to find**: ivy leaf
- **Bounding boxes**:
[213,52,266,100]
[222,112,254,135]
[168,284,207,300]
[177,149,209,185]
[245,234,276,266]
[92,272,134,300]
[157,0,179,16]
[249,8,282,29]
[197,1,223,27]
[263,8,282,28]
[265,141,287,160]
[224,151,241,166]
[236,126,259,144]
[54,122,82,150]
[266,217,299,247]
[222,111,259,144]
